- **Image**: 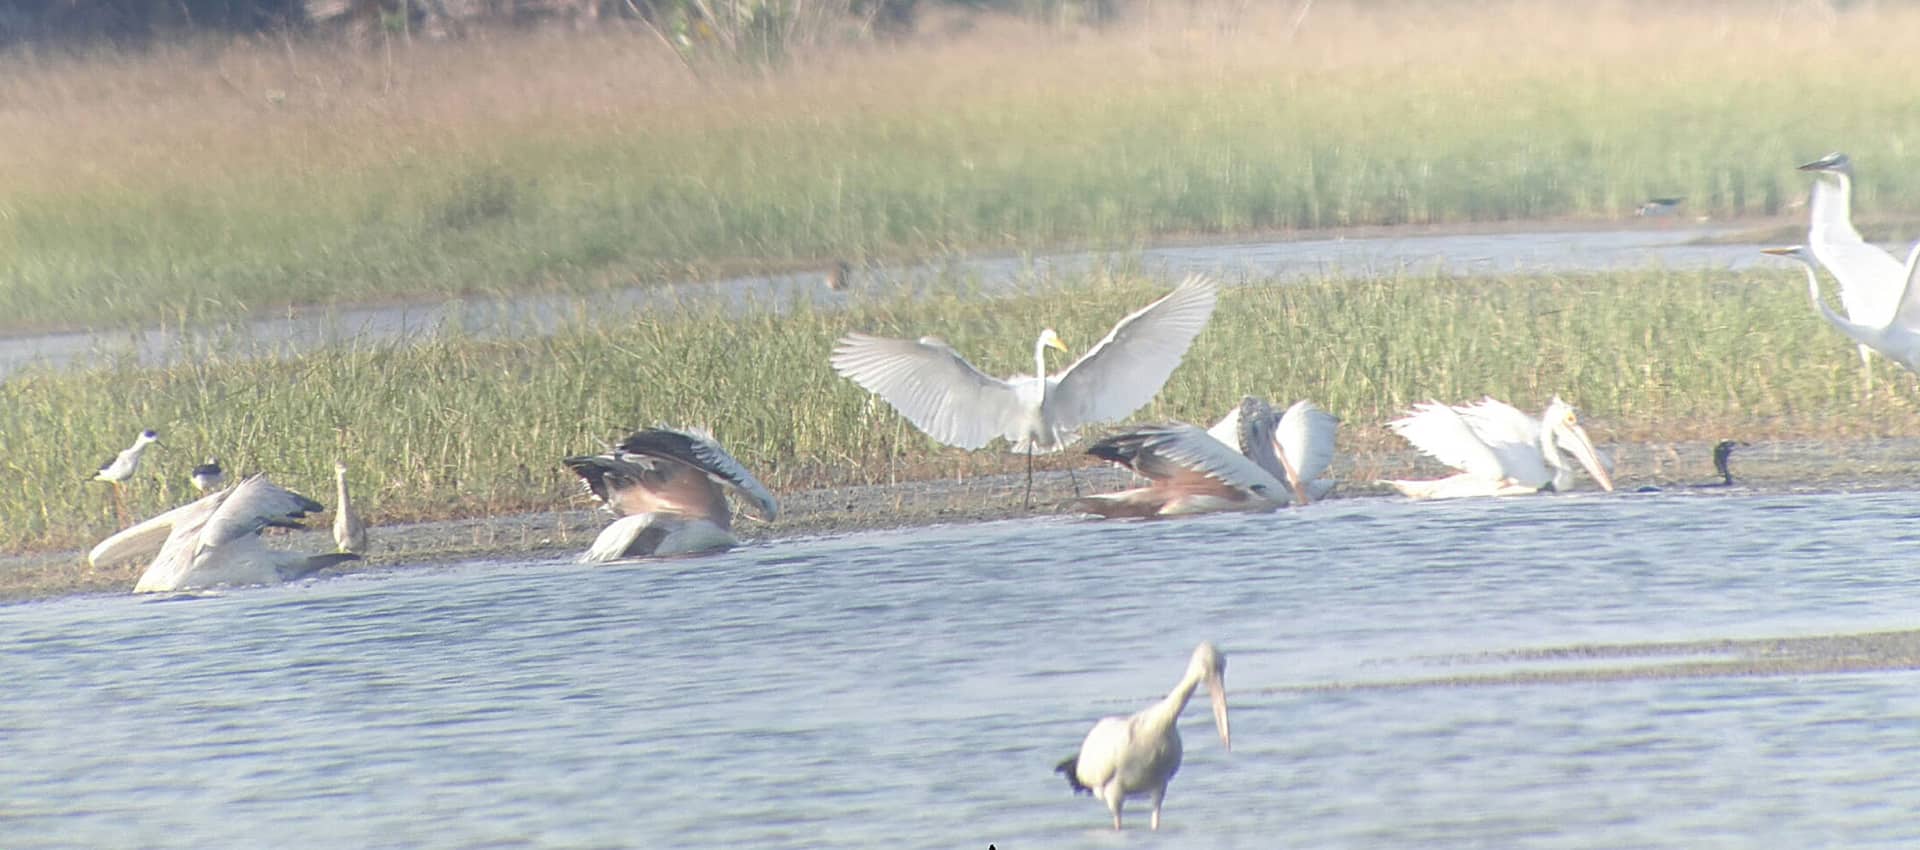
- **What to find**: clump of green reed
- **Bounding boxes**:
[2,264,1907,556]
[8,4,1920,332]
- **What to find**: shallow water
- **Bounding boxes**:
[0,225,1778,377]
[8,490,1920,848]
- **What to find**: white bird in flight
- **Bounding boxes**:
[88,474,360,593]
[564,427,778,562]
[1762,244,1920,372]
[1056,641,1230,831]
[829,275,1219,505]
[1383,396,1614,499]
[1799,152,1905,379]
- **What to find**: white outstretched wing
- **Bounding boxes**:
[1452,397,1552,485]
[1049,276,1219,429]
[87,492,222,568]
[1387,402,1511,482]
[1888,240,1920,333]
[1274,400,1339,489]
[829,333,1030,450]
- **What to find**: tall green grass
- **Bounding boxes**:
[3,266,1905,555]
[7,3,1920,331]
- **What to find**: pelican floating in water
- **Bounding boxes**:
[89,474,359,593]
[1383,396,1614,499]
[1763,244,1920,373]
[829,275,1218,505]
[1073,423,1288,518]
[1800,152,1906,378]
[564,427,778,562]
[1056,641,1230,831]
[1206,396,1340,504]
[333,460,368,555]
[190,457,225,493]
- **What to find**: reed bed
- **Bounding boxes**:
[5,265,1911,556]
[7,2,1920,331]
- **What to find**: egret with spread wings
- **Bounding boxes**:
[89,474,359,593]
[564,427,778,562]
[1800,152,1905,380]
[1763,244,1920,373]
[1055,641,1230,831]
[1383,396,1614,500]
[829,276,1218,505]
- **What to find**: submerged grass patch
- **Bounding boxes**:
[8,2,1920,330]
[4,265,1911,556]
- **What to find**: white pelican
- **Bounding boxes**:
[564,427,778,562]
[333,460,369,555]
[190,457,225,493]
[1073,423,1288,518]
[1383,396,1614,499]
[1799,152,1905,376]
[1206,396,1340,504]
[829,275,1219,505]
[89,474,359,593]
[1056,641,1230,831]
[1763,244,1920,372]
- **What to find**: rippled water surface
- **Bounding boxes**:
[9,490,1920,848]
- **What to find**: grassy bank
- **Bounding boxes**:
[7,2,1920,331]
[6,264,1914,556]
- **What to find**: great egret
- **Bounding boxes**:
[563,427,778,562]
[1206,396,1340,504]
[1762,244,1920,372]
[1383,396,1614,499]
[1799,152,1905,377]
[88,474,359,593]
[333,460,369,555]
[94,429,160,524]
[1056,641,1230,831]
[828,275,1219,505]
[190,457,225,493]
[1072,422,1289,518]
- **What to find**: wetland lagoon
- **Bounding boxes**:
[11,1,1920,846]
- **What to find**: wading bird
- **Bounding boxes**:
[1383,396,1614,499]
[1073,423,1288,518]
[564,427,778,562]
[829,276,1218,506]
[1763,245,1920,373]
[333,460,368,555]
[190,457,225,493]
[1800,152,1905,379]
[88,474,359,593]
[1636,439,1748,493]
[1207,396,1340,504]
[94,429,160,524]
[1056,642,1230,831]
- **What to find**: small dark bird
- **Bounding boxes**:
[190,457,225,493]
[825,259,852,291]
[1636,197,1684,217]
[1636,439,1748,492]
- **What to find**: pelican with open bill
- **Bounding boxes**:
[89,474,359,593]
[564,427,779,562]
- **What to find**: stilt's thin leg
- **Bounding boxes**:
[1068,464,1082,497]
[111,483,128,527]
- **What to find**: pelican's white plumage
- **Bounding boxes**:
[828,276,1218,456]
[1800,152,1905,371]
[564,427,777,563]
[1073,423,1287,518]
[1056,642,1231,831]
[1383,396,1614,499]
[1765,244,1920,373]
[1207,396,1340,504]
[89,474,358,593]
